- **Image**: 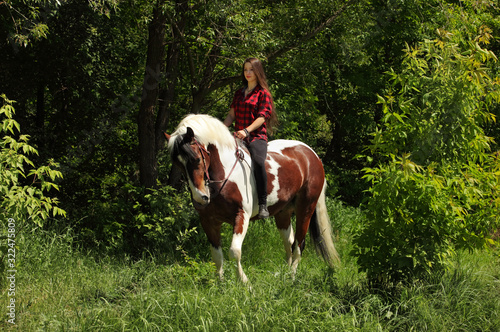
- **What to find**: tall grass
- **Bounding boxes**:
[2,199,499,331]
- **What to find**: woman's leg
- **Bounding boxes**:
[248,139,269,218]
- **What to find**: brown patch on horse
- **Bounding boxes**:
[198,181,245,235]
[232,208,246,234]
[196,144,246,234]
[200,215,223,248]
[270,145,325,249]
[206,144,224,183]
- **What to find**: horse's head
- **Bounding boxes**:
[165,127,212,207]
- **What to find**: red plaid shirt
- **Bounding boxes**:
[230,85,272,143]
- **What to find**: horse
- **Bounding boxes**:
[165,114,339,282]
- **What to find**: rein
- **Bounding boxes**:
[193,136,245,195]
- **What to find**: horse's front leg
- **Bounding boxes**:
[229,209,250,283]
[210,246,224,280]
[200,216,224,280]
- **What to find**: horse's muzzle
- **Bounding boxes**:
[192,191,210,209]
[193,199,209,210]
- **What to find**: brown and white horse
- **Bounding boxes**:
[166,114,339,282]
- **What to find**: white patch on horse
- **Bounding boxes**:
[229,211,251,283]
[190,184,209,205]
[278,224,295,266]
[265,139,308,209]
[222,147,253,210]
[266,154,281,207]
[269,139,307,152]
[210,246,224,280]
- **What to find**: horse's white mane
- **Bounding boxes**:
[168,114,236,152]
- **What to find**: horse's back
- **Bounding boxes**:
[268,139,311,153]
[266,139,325,203]
[268,139,322,168]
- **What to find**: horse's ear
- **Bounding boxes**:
[186,127,195,140]
[163,132,171,142]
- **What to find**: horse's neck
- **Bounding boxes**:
[210,143,251,176]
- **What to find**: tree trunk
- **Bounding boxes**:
[154,7,186,155]
[36,82,45,149]
[138,2,166,188]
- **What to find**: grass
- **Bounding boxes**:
[2,199,500,331]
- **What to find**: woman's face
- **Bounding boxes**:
[243,62,257,85]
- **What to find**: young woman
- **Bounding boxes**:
[224,57,278,219]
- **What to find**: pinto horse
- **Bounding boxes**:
[165,114,339,282]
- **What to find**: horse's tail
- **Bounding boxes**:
[309,181,340,267]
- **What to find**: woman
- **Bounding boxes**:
[224,57,278,219]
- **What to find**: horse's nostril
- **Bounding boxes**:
[202,195,209,203]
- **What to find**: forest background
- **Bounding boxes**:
[1,0,500,330]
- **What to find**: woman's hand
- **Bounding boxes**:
[234,117,264,139]
[236,129,248,140]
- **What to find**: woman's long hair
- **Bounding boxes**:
[242,57,279,135]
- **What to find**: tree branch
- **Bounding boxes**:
[208,0,357,92]
[166,12,195,89]
[267,0,358,63]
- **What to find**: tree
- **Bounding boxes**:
[137,0,358,188]
[353,24,500,284]
[0,0,55,48]
[138,0,167,188]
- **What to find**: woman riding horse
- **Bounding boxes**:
[166,114,339,283]
[224,57,278,219]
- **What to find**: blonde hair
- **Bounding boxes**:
[168,114,236,153]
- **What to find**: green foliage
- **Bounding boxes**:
[131,185,202,254]
[353,27,500,284]
[5,205,500,331]
[76,179,202,257]
[0,95,66,223]
[1,0,499,266]
[0,0,56,47]
[0,95,65,274]
[371,28,498,165]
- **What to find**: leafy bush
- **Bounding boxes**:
[353,28,500,285]
[75,179,202,259]
[0,95,65,274]
[130,184,203,256]
[355,155,499,283]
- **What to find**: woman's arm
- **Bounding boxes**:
[246,117,265,133]
[235,116,265,140]
[224,108,235,127]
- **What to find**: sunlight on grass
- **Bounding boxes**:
[1,199,499,331]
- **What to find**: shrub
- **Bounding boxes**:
[75,179,202,258]
[353,28,500,285]
[0,95,65,275]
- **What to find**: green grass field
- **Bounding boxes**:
[2,200,499,331]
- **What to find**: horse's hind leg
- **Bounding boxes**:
[275,208,294,266]
[291,199,318,276]
[229,210,250,283]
